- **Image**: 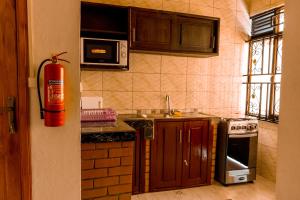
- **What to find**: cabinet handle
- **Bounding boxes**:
[179,24,183,45]
[188,130,191,143]
[132,27,136,43]
[179,129,182,144]
[211,36,216,49]
[184,160,188,166]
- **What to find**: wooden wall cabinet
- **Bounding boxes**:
[174,16,217,53]
[150,120,212,191]
[130,9,173,51]
[130,8,219,56]
[81,2,129,40]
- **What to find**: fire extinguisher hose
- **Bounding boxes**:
[37,58,51,119]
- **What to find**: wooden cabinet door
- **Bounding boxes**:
[174,16,217,53]
[182,120,210,186]
[150,121,183,191]
[130,9,173,51]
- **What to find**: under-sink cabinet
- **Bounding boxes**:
[150,119,213,191]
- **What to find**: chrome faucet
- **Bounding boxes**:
[166,95,171,116]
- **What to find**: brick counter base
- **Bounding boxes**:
[81,141,134,200]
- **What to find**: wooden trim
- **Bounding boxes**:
[140,131,146,193]
[16,0,31,200]
[206,122,214,184]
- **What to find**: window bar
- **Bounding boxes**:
[276,36,283,74]
[259,83,263,119]
[269,36,279,119]
[272,83,277,121]
[245,42,253,115]
[249,32,283,43]
[243,73,281,76]
[268,37,272,74]
[265,83,270,120]
[273,9,284,31]
[261,38,265,75]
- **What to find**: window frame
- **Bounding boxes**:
[245,6,284,123]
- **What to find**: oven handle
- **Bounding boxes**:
[229,133,258,138]
[116,42,120,63]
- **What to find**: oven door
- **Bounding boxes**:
[81,38,119,65]
[226,133,258,171]
[224,133,258,184]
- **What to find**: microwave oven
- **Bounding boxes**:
[80,37,128,70]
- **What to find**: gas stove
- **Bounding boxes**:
[215,117,259,185]
[224,118,258,135]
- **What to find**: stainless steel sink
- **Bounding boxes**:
[121,112,216,122]
[138,112,212,119]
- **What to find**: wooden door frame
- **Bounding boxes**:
[16,0,31,199]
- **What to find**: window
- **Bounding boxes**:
[244,7,284,123]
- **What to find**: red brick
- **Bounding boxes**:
[96,142,122,149]
[119,193,131,200]
[95,158,120,168]
[121,156,133,166]
[82,150,108,159]
[82,168,107,179]
[122,141,134,148]
[94,176,119,187]
[82,143,96,150]
[109,148,132,158]
[120,175,132,184]
[82,160,94,170]
[82,188,107,199]
[82,180,93,190]
[109,166,132,176]
[94,196,118,200]
[108,184,132,195]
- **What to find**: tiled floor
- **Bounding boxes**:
[132,176,275,200]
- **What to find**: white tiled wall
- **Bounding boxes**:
[81,0,251,115]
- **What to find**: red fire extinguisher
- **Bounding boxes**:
[37,52,69,127]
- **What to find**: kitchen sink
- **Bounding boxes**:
[121,112,215,121]
[138,112,213,119]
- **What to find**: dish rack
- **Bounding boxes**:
[81,108,117,122]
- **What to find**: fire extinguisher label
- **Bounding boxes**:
[48,80,64,105]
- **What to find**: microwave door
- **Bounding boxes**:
[83,39,118,64]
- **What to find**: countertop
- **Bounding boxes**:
[81,112,220,143]
[81,119,136,143]
[81,112,219,135]
[118,112,219,121]
[81,119,136,135]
